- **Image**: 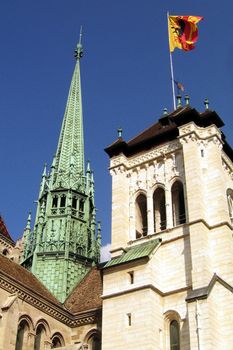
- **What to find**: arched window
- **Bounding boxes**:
[135,193,147,238]
[51,333,65,348]
[170,320,180,350]
[34,324,46,350]
[15,320,29,350]
[90,335,101,350]
[227,189,233,220]
[51,338,61,348]
[171,181,186,226]
[2,248,9,256]
[86,334,101,350]
[153,187,166,232]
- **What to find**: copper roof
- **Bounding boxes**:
[0,216,14,243]
[65,267,102,313]
[104,238,161,268]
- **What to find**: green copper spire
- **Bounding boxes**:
[54,31,85,188]
[21,34,100,303]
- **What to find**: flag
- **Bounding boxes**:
[168,15,203,52]
[174,80,184,92]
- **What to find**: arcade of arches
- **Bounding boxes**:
[135,180,186,238]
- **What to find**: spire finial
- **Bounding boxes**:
[42,163,47,177]
[204,98,209,110]
[75,26,84,60]
[118,128,123,138]
[26,211,32,230]
[86,160,91,173]
[184,95,190,105]
[176,95,182,108]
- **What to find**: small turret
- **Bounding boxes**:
[39,163,47,197]
[96,221,101,261]
[22,211,32,260]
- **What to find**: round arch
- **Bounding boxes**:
[133,188,147,200]
[15,315,34,350]
[153,185,166,232]
[171,180,186,226]
[135,192,148,238]
[34,319,50,350]
[34,318,50,336]
[18,314,34,332]
[170,175,184,188]
[84,329,101,350]
[164,310,182,350]
[151,182,165,192]
[2,248,9,256]
[51,332,65,348]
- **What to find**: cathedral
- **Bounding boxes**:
[0,36,233,350]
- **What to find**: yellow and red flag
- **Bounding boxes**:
[168,15,203,52]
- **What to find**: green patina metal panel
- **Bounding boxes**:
[21,37,101,303]
[104,238,161,268]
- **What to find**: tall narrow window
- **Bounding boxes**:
[128,271,134,284]
[52,195,58,208]
[135,193,147,238]
[72,197,77,209]
[79,199,85,212]
[15,320,29,350]
[89,335,101,350]
[170,320,180,350]
[60,195,66,207]
[153,187,166,232]
[127,313,132,326]
[171,181,186,226]
[34,325,45,350]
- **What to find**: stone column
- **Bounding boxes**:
[165,183,173,229]
[147,190,154,235]
[27,332,36,350]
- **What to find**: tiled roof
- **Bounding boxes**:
[64,267,102,313]
[0,216,14,243]
[0,254,61,305]
[104,106,230,159]
[104,238,161,268]
[0,254,103,314]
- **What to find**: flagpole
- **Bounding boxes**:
[167,11,176,110]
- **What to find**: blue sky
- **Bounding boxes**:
[0,0,232,246]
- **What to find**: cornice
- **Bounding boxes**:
[0,233,15,247]
[178,121,223,148]
[0,271,100,327]
[109,140,181,172]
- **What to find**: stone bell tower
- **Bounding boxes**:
[102,97,233,350]
[21,34,101,303]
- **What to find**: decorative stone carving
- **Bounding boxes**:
[109,141,181,171]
